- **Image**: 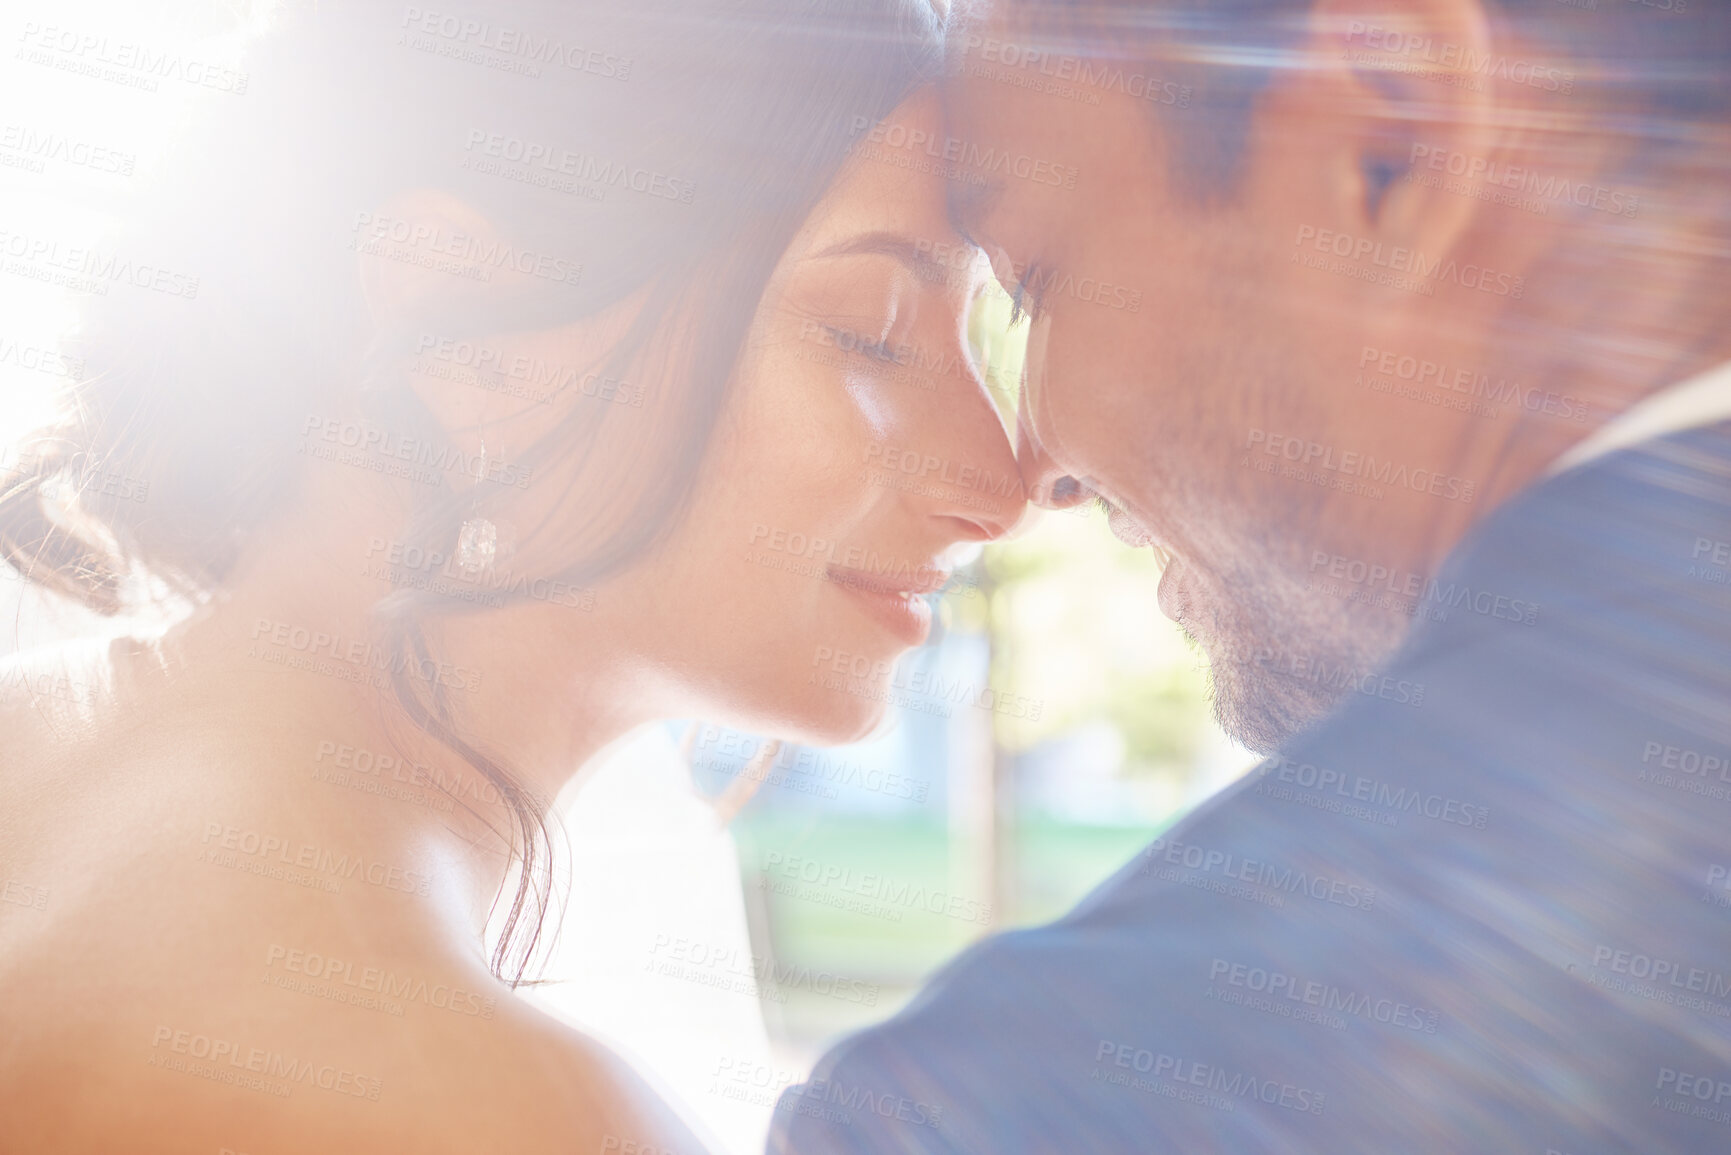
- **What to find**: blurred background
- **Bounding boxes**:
[681,283,1257,1067]
[0,2,1258,1150]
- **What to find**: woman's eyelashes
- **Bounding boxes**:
[820,322,904,364]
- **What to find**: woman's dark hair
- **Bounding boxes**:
[0,0,943,983]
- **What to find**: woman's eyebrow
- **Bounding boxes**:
[810,231,956,281]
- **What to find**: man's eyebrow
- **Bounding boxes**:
[810,232,954,279]
[947,178,1004,250]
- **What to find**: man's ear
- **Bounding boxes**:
[1295,0,1500,261]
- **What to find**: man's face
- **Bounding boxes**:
[944,16,1479,752]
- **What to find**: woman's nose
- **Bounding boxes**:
[902,388,1027,544]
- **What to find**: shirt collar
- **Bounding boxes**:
[1546,360,1731,478]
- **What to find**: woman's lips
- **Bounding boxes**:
[825,565,944,647]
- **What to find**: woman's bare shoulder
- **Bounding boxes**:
[0,980,703,1155]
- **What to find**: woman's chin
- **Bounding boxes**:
[775,691,891,750]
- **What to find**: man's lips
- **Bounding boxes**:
[1097,500,1186,619]
[1103,502,1175,570]
[1105,503,1152,547]
[1157,560,1188,623]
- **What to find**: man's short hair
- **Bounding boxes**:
[964,0,1731,200]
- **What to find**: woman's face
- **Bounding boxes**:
[618,88,1026,743]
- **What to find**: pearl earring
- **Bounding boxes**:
[457,440,496,574]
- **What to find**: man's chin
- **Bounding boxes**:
[1204,646,1351,756]
[1184,553,1418,755]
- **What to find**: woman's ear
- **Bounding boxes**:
[355,187,525,448]
[353,186,653,478]
[355,187,501,333]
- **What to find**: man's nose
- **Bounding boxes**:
[1016,409,1091,510]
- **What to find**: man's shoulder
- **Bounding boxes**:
[769,426,1731,1154]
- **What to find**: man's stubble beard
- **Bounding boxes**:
[1188,535,1414,755]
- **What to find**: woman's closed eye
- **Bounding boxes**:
[785,252,924,368]
[820,322,905,364]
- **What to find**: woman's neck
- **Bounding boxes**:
[107,525,658,974]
